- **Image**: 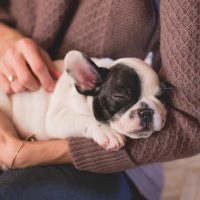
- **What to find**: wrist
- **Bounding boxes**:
[10,135,36,169]
[0,134,22,168]
[14,139,72,168]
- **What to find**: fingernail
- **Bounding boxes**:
[50,68,62,80]
[48,81,56,92]
[54,69,62,79]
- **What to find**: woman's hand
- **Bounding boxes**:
[0,23,61,94]
[0,111,72,169]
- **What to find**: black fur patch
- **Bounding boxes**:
[93,64,141,123]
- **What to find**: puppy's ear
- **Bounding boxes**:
[64,50,108,96]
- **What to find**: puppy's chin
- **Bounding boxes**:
[110,118,154,139]
[119,129,153,139]
[128,131,153,139]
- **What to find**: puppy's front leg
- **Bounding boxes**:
[46,110,125,150]
[46,110,94,138]
[86,122,125,150]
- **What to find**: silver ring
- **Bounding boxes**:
[8,75,16,83]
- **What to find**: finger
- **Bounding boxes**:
[0,74,13,94]
[39,48,61,80]
[10,79,26,93]
[17,40,56,92]
[0,58,26,93]
[6,51,40,91]
[0,58,16,79]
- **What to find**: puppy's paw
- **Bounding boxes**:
[107,132,126,151]
[86,123,125,151]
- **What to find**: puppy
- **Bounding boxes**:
[0,50,167,151]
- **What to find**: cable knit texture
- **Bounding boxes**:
[0,0,199,174]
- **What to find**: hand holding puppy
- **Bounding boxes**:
[0,24,61,94]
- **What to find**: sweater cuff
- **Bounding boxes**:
[68,138,135,173]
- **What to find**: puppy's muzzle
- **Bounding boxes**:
[138,108,153,130]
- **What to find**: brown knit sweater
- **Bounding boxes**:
[0,0,199,173]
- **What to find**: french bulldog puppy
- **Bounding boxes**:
[0,50,167,150]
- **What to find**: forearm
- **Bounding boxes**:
[68,103,200,174]
[14,139,72,168]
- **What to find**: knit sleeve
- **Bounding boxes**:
[0,1,15,26]
[68,0,200,173]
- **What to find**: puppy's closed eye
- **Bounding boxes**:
[111,93,131,102]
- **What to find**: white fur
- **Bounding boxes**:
[144,51,153,66]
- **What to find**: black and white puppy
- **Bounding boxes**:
[0,50,167,151]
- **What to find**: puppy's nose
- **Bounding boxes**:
[138,109,153,128]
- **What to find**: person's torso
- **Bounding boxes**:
[10,0,158,59]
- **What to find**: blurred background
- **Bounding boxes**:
[162,154,200,200]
